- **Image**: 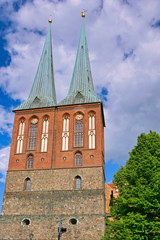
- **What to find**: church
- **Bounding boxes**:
[0,12,106,240]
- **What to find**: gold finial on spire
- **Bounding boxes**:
[81,9,87,18]
[48,14,52,23]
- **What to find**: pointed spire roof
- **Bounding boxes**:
[59,18,100,106]
[15,22,56,111]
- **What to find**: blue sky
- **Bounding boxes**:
[1,0,160,213]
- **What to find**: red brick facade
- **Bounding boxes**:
[8,103,104,171]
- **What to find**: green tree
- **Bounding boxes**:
[102,131,160,240]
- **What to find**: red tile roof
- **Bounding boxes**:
[106,183,114,189]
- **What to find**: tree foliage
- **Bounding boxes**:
[102,131,160,239]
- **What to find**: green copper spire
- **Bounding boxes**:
[59,18,101,106]
[15,21,56,110]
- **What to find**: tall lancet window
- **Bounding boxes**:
[75,152,82,166]
[41,117,49,152]
[28,118,38,149]
[27,155,33,169]
[62,114,69,151]
[75,114,83,147]
[24,177,31,191]
[16,119,25,154]
[88,112,96,149]
[75,176,81,189]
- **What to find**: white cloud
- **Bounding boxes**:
[0,146,10,182]
[0,0,160,166]
[0,106,14,136]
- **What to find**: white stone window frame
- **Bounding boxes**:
[88,113,96,149]
[62,115,69,151]
[41,117,49,152]
[16,120,25,154]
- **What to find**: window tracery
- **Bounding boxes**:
[41,117,49,152]
[28,118,38,149]
[75,114,83,147]
[27,155,33,169]
[75,152,82,166]
[16,119,25,153]
[88,112,96,149]
[62,115,69,151]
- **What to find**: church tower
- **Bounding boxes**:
[0,14,106,240]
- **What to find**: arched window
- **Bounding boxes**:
[27,155,33,169]
[62,115,69,151]
[16,119,25,153]
[24,177,31,190]
[28,118,38,149]
[41,117,49,152]
[75,176,81,189]
[88,112,96,149]
[75,114,83,147]
[75,152,82,166]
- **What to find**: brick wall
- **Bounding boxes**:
[1,167,106,239]
[0,214,105,240]
[2,189,104,215]
[8,103,104,172]
[4,167,104,193]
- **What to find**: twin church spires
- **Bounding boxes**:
[1,13,106,240]
[15,14,100,111]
